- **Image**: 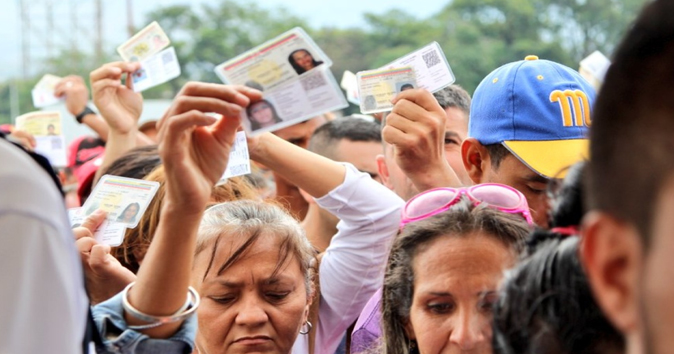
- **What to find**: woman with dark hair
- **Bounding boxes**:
[246,99,282,131]
[116,202,140,224]
[378,185,533,354]
[492,162,625,354]
[288,49,323,75]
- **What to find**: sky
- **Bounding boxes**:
[0,0,448,80]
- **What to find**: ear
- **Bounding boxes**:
[376,153,394,191]
[461,138,489,184]
[580,211,643,335]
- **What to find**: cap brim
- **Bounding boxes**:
[503,139,588,179]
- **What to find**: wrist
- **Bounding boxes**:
[75,106,96,124]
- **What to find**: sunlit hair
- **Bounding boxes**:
[195,200,316,297]
[112,165,258,273]
[380,198,530,354]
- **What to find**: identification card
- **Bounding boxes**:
[132,47,181,92]
[383,42,455,94]
[69,208,128,247]
[241,68,348,135]
[15,111,67,166]
[218,131,251,185]
[357,66,417,114]
[81,175,160,229]
[215,27,331,91]
[340,70,360,105]
[32,74,64,108]
[117,21,171,62]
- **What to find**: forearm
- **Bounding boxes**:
[253,133,345,198]
[81,114,110,142]
[125,203,201,338]
[408,161,464,191]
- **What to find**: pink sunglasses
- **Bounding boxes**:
[400,183,534,228]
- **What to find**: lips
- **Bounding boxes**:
[233,335,272,346]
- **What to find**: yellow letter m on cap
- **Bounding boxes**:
[549,90,591,127]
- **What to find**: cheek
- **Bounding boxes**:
[196,302,233,349]
[409,303,451,351]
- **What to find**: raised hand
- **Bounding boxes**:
[383,88,462,190]
[54,75,90,117]
[90,62,143,134]
[157,82,262,214]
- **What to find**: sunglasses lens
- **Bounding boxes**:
[470,184,523,209]
[404,189,459,219]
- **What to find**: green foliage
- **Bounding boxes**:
[0,0,648,124]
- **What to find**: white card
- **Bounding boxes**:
[117,21,171,62]
[357,66,418,114]
[219,131,251,184]
[132,47,181,92]
[215,27,332,92]
[32,74,64,108]
[81,175,160,229]
[340,70,360,105]
[15,111,67,166]
[383,42,455,94]
[69,208,128,247]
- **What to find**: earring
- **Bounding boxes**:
[299,320,313,335]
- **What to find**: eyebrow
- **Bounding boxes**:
[523,174,549,184]
[444,131,462,141]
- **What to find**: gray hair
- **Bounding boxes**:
[381,198,530,354]
[195,200,316,296]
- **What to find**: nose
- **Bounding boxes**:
[234,294,268,327]
[449,309,487,350]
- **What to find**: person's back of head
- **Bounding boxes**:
[308,116,381,160]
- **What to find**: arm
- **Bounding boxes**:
[384,89,463,190]
[124,82,261,339]
[88,62,144,185]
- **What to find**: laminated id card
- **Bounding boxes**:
[357,66,417,114]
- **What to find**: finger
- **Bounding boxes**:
[178,82,255,108]
[211,114,242,145]
[80,209,107,234]
[75,236,97,254]
[385,112,425,136]
[382,123,415,148]
[391,88,443,112]
[160,110,218,146]
[125,71,135,91]
[159,96,244,133]
[89,244,112,272]
[390,98,435,124]
[72,226,94,241]
[91,78,122,94]
[90,62,140,83]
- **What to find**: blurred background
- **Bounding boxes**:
[0,0,646,130]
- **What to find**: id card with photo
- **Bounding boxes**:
[132,47,181,92]
[340,70,360,105]
[32,74,64,108]
[357,67,417,114]
[215,27,332,92]
[241,68,348,136]
[15,111,67,166]
[81,175,160,229]
[117,21,171,62]
[383,42,455,94]
[69,208,128,247]
[218,131,252,185]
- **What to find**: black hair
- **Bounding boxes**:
[288,49,323,75]
[493,161,624,354]
[484,143,511,169]
[587,0,674,243]
[99,145,161,180]
[308,117,381,160]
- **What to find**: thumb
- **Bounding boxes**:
[81,209,107,234]
[89,244,113,273]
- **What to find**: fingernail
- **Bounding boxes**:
[93,209,106,216]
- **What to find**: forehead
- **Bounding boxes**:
[444,106,468,135]
[412,233,515,292]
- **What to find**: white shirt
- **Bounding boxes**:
[0,139,88,353]
[291,163,405,354]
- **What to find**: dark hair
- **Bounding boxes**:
[117,202,140,223]
[381,198,530,354]
[399,83,414,91]
[433,84,472,117]
[493,160,624,354]
[308,117,381,160]
[99,145,161,180]
[484,143,511,169]
[288,49,323,75]
[587,0,674,243]
[246,99,282,131]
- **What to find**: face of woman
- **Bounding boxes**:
[250,103,275,125]
[292,51,314,71]
[192,233,309,354]
[405,232,515,354]
[123,204,139,220]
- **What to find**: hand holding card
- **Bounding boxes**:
[90,61,143,134]
[157,82,262,213]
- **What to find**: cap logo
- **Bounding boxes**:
[549,89,591,127]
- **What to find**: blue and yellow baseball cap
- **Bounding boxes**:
[469,55,596,178]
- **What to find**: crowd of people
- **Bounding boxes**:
[1,0,673,353]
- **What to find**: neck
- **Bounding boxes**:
[301,203,338,253]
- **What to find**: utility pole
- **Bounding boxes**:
[127,0,135,38]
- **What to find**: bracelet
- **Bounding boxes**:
[75,106,96,124]
[122,282,200,330]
